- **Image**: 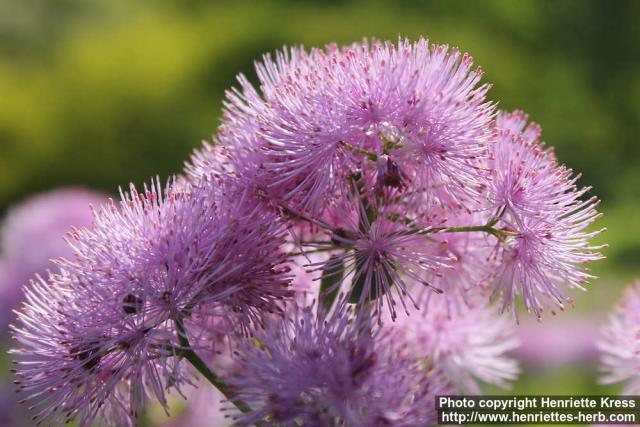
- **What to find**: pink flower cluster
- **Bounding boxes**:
[0,189,105,331]
[10,39,605,426]
[599,281,640,394]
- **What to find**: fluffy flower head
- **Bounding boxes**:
[204,38,494,214]
[391,295,519,394]
[11,177,292,426]
[228,301,447,426]
[598,281,640,394]
[489,111,606,317]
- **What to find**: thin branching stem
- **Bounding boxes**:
[288,247,336,257]
[174,318,251,413]
[396,224,517,242]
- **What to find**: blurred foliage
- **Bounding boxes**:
[0,0,638,213]
[0,0,639,418]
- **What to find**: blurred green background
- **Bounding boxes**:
[0,0,638,424]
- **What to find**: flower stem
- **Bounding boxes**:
[442,225,513,234]
[341,141,378,161]
[277,201,334,231]
[182,349,251,413]
[288,246,336,256]
[441,225,518,241]
[399,224,517,241]
[174,319,251,413]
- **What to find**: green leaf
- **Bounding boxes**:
[320,255,344,311]
[347,172,377,232]
[348,255,394,304]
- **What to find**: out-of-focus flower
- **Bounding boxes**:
[515,318,600,366]
[159,385,230,427]
[228,302,447,426]
[0,188,106,331]
[598,282,640,394]
[390,295,519,394]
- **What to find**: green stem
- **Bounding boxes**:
[298,240,334,246]
[279,202,334,231]
[443,225,514,234]
[380,134,404,153]
[288,247,336,257]
[174,319,251,414]
[341,141,378,161]
[399,224,517,241]
[486,205,507,227]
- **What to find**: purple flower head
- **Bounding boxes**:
[489,111,589,218]
[64,177,290,325]
[11,177,292,426]
[598,282,640,394]
[391,295,519,394]
[0,188,106,330]
[492,213,605,319]
[304,186,453,321]
[227,301,448,426]
[12,275,173,427]
[487,111,606,318]
[204,38,493,214]
[8,37,611,426]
